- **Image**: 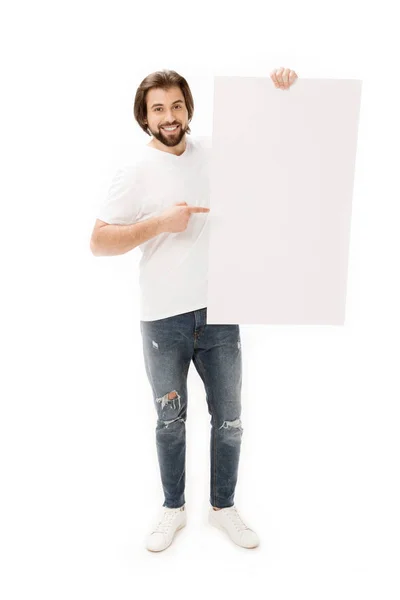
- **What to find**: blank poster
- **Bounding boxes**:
[207,76,362,325]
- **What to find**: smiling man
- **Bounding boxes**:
[90,66,298,553]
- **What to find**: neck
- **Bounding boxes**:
[148,134,187,156]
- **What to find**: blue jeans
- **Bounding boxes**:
[140,307,243,509]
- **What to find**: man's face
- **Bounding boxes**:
[144,85,189,147]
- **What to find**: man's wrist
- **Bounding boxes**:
[156,215,165,235]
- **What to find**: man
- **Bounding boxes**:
[90,66,298,552]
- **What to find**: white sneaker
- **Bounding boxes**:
[146,505,187,552]
[208,505,260,548]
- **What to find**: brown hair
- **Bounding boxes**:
[133,69,194,136]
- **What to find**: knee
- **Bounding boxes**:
[156,390,185,429]
[218,418,243,431]
[156,390,181,410]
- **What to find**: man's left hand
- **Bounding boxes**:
[270,67,298,90]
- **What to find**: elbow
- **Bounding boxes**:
[90,238,101,256]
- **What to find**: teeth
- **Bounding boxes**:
[163,125,178,131]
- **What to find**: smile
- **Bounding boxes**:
[161,125,179,132]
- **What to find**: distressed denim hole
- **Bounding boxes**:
[156,390,181,411]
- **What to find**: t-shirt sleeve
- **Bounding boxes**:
[96,166,142,225]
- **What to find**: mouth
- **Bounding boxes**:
[161,124,180,133]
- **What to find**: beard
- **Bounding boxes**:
[149,122,188,147]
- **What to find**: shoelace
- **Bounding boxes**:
[152,508,181,535]
[223,507,250,532]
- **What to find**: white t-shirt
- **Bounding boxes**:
[97,135,212,321]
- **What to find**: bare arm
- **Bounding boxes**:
[90,202,209,257]
[90,216,163,256]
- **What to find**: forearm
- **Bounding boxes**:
[90,215,164,256]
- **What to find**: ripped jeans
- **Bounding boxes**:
[140,307,243,509]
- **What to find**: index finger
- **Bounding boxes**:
[188,206,210,213]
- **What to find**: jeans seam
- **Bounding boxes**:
[193,352,216,506]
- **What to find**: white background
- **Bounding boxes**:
[1,1,399,598]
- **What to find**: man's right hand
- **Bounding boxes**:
[158,202,210,233]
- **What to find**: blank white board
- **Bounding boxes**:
[207,77,362,325]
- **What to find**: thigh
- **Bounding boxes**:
[192,324,242,423]
[140,313,195,416]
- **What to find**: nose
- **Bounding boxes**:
[163,109,178,125]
